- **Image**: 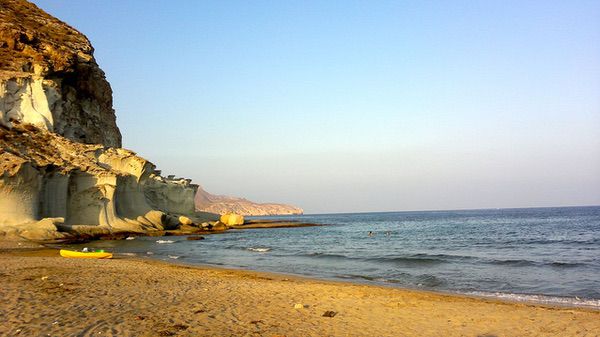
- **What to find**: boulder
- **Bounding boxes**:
[14,218,70,241]
[163,214,181,230]
[220,213,244,226]
[179,224,198,232]
[178,216,193,226]
[211,221,228,231]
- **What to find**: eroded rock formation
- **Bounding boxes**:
[0,123,206,240]
[195,186,303,216]
[0,0,208,240]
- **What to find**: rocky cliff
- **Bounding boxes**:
[0,0,121,147]
[0,0,205,240]
[195,186,303,216]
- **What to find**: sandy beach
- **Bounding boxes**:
[1,2,599,337]
[1,246,598,337]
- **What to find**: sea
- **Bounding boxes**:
[68,206,600,308]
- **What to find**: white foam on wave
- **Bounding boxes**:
[156,240,175,244]
[168,255,180,259]
[466,291,600,308]
[247,247,271,252]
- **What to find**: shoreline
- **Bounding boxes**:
[10,248,600,312]
[158,255,600,311]
[155,260,600,311]
[7,241,600,311]
[2,245,599,336]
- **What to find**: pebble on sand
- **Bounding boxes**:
[322,311,337,317]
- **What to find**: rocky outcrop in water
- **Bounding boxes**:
[195,186,303,216]
[0,0,209,240]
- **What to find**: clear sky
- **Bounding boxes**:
[32,0,600,214]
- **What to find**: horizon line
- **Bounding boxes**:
[295,204,600,217]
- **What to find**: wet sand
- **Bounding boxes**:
[1,246,599,337]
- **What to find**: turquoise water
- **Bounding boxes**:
[68,206,600,307]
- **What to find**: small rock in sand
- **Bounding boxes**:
[293,303,304,309]
[322,311,337,317]
[173,324,188,331]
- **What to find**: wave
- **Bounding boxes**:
[466,291,600,308]
[416,274,445,287]
[338,274,409,285]
[409,253,477,261]
[338,274,380,282]
[156,240,175,244]
[301,252,449,266]
[247,247,271,252]
[488,259,586,268]
[549,261,586,268]
[501,238,600,245]
[338,273,444,287]
[300,252,589,269]
[366,256,445,266]
[304,253,348,259]
[488,259,537,267]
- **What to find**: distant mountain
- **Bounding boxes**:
[195,186,303,216]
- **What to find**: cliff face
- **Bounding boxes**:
[0,124,200,239]
[0,0,121,147]
[0,0,201,240]
[195,186,303,216]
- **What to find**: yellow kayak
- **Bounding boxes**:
[59,249,113,259]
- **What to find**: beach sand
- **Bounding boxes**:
[1,247,599,337]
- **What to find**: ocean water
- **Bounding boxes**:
[69,206,600,307]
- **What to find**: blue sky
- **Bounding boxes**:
[33,0,600,213]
